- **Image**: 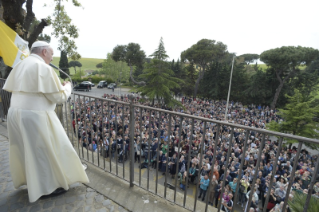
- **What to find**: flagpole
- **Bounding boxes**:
[224,55,235,120]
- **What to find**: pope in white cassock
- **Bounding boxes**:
[3,41,89,203]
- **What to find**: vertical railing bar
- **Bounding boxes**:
[205,123,221,212]
[155,111,161,194]
[217,127,234,212]
[147,109,152,191]
[129,96,135,187]
[246,133,265,212]
[263,137,283,212]
[108,101,112,173]
[183,118,195,207]
[164,113,171,198]
[115,102,119,176]
[64,101,69,143]
[84,98,89,161]
[122,104,125,179]
[174,116,183,202]
[69,98,74,147]
[95,99,100,167]
[75,95,81,159]
[283,141,303,210]
[90,98,95,165]
[102,100,105,170]
[232,130,250,211]
[194,121,207,211]
[139,108,142,186]
[303,152,319,212]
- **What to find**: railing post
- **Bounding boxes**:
[129,95,135,187]
[56,103,63,123]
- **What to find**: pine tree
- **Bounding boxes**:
[149,37,169,60]
[59,51,70,80]
[137,37,183,107]
[267,89,319,150]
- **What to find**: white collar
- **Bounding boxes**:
[30,54,45,63]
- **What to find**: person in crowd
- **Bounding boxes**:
[198,174,210,201]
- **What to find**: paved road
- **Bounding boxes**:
[72,86,133,99]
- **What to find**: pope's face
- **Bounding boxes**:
[43,47,54,64]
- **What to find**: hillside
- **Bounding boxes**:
[51,57,104,75]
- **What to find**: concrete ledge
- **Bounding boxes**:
[84,162,192,212]
[83,161,218,212]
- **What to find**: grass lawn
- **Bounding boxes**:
[51,57,105,75]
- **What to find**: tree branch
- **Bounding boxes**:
[23,0,35,39]
[1,0,25,30]
[27,19,48,48]
[129,65,145,86]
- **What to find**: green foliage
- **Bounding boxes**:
[96,62,103,68]
[51,1,81,60]
[239,53,259,64]
[137,38,183,107]
[182,62,197,97]
[149,37,169,60]
[52,57,104,74]
[181,39,228,97]
[267,89,319,150]
[112,43,146,68]
[198,60,249,102]
[260,46,319,109]
[59,50,70,80]
[112,43,146,85]
[101,53,130,83]
[68,60,82,74]
[137,59,183,107]
[288,193,319,212]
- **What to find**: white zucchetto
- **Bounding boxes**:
[31,41,50,49]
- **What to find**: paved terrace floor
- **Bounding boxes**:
[0,122,219,212]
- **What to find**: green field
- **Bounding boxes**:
[51,57,105,75]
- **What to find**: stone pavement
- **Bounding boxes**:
[0,123,204,212]
[0,123,129,212]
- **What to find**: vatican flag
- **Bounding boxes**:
[0,21,30,68]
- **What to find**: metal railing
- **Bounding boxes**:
[65,92,319,212]
[1,76,318,212]
[0,78,11,120]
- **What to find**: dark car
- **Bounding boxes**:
[74,82,91,91]
[82,81,95,87]
[107,83,117,89]
[97,81,108,88]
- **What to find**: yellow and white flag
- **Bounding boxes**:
[0,21,30,68]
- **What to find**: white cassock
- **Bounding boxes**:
[3,54,89,203]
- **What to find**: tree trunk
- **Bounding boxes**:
[271,81,284,110]
[129,65,145,86]
[193,66,205,98]
[271,69,296,110]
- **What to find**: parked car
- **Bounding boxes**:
[74,82,91,91]
[107,83,117,89]
[82,81,95,87]
[97,81,108,88]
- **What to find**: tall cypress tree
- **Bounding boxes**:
[59,50,70,80]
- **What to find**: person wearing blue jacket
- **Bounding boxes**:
[198,174,210,201]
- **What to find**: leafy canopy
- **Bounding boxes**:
[267,89,319,150]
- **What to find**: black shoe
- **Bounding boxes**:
[198,195,201,198]
[202,198,204,201]
[41,188,67,199]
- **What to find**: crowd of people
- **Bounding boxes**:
[71,93,319,212]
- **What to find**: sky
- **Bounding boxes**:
[31,0,319,61]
